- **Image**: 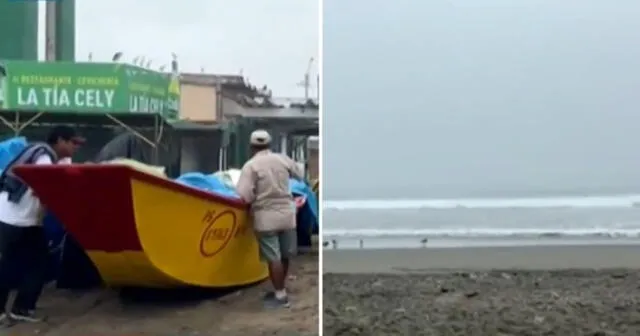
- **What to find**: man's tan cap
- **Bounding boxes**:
[250,129,272,146]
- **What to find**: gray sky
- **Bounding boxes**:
[324,0,640,200]
[36,0,319,97]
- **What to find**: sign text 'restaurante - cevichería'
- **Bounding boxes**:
[0,60,180,121]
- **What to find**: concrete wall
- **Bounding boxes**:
[179,83,218,121]
[220,96,245,116]
[220,96,320,119]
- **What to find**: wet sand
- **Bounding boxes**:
[324,245,640,335]
[8,253,318,336]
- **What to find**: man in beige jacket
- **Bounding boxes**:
[236,130,304,308]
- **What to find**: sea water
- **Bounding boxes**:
[323,194,640,249]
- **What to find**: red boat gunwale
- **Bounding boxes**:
[14,164,248,209]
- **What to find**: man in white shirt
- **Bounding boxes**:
[0,125,83,324]
[236,130,304,309]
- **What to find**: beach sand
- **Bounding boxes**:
[324,245,640,335]
[7,252,319,336]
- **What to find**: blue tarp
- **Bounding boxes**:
[0,137,27,169]
[175,173,319,238]
[290,179,319,234]
[175,173,240,199]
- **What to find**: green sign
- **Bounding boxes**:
[0,60,180,121]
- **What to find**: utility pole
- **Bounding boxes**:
[45,1,58,61]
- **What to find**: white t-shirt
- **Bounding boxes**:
[0,154,53,227]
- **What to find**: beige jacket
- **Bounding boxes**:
[236,150,304,232]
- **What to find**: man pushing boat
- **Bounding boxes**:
[236,129,304,309]
[0,126,83,324]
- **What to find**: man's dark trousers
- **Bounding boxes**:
[0,221,48,312]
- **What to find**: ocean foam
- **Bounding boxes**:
[323,227,640,238]
[324,195,640,210]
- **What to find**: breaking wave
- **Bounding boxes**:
[323,227,640,239]
[324,195,640,210]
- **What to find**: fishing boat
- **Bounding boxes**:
[14,164,268,288]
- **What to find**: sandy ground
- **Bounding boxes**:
[324,245,640,336]
[6,252,318,336]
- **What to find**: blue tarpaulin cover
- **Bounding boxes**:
[175,172,319,236]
